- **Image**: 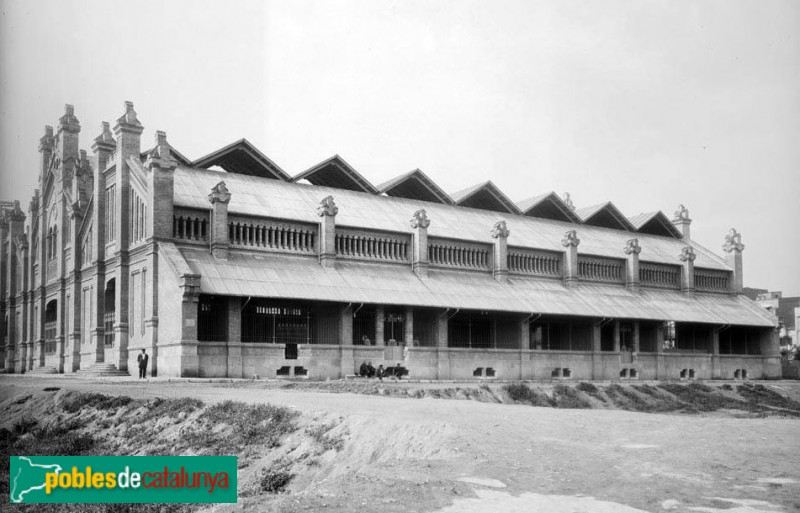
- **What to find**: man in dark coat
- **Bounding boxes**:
[137,349,149,379]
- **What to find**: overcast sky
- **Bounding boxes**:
[1,0,798,295]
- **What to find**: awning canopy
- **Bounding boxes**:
[166,244,776,327]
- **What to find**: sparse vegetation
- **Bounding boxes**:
[503,383,552,406]
[61,392,134,413]
[552,384,592,409]
[576,382,606,403]
[306,422,346,452]
[260,458,295,493]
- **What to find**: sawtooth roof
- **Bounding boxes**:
[516,192,582,223]
[172,166,730,271]
[576,202,637,231]
[629,211,683,239]
[450,181,520,214]
[377,169,454,205]
[292,155,378,194]
[191,139,292,181]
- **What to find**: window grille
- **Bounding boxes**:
[412,308,438,347]
[638,322,660,352]
[674,323,711,353]
[241,299,338,344]
[448,311,493,348]
[530,317,592,351]
[384,310,405,344]
[104,311,115,347]
[353,306,376,345]
[198,295,227,341]
[719,326,761,355]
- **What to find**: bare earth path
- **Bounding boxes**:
[2,376,799,513]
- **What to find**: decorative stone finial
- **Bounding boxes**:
[154,131,171,159]
[563,192,575,211]
[491,220,510,239]
[679,246,696,262]
[624,238,641,255]
[317,196,338,217]
[116,101,142,127]
[673,204,691,222]
[561,230,580,248]
[410,209,430,229]
[208,181,231,204]
[722,228,745,253]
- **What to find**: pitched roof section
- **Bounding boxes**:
[292,155,378,194]
[575,202,636,231]
[191,139,291,181]
[141,145,191,166]
[629,211,683,239]
[517,192,582,223]
[377,169,453,205]
[450,181,520,214]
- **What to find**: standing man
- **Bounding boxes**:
[137,349,149,379]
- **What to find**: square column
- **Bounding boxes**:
[679,246,696,295]
[375,306,385,347]
[624,239,641,292]
[491,221,510,282]
[404,306,414,347]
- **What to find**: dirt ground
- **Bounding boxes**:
[2,376,799,513]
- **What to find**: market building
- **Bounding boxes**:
[0,103,780,380]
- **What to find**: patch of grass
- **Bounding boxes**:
[552,384,592,409]
[721,384,733,391]
[306,422,345,452]
[632,384,660,397]
[503,383,553,407]
[61,392,134,413]
[43,387,61,392]
[181,400,300,454]
[737,384,800,412]
[260,458,294,493]
[137,397,205,424]
[576,382,606,403]
[657,383,746,413]
[606,384,686,413]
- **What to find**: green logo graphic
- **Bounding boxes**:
[9,456,237,504]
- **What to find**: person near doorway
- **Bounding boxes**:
[137,349,149,379]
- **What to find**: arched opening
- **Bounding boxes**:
[44,300,57,353]
[104,279,116,347]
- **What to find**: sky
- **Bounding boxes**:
[1,0,798,294]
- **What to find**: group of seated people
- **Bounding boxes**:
[358,361,406,380]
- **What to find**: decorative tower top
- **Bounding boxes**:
[722,228,745,253]
[93,122,116,149]
[561,230,580,248]
[39,126,55,152]
[410,209,430,229]
[624,238,642,255]
[317,196,338,217]
[208,181,232,204]
[58,104,81,133]
[679,246,696,262]
[116,101,142,128]
[491,220,510,239]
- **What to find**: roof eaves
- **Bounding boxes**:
[578,201,636,231]
[451,181,520,214]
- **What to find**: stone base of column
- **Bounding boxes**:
[339,346,354,378]
[436,348,450,379]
